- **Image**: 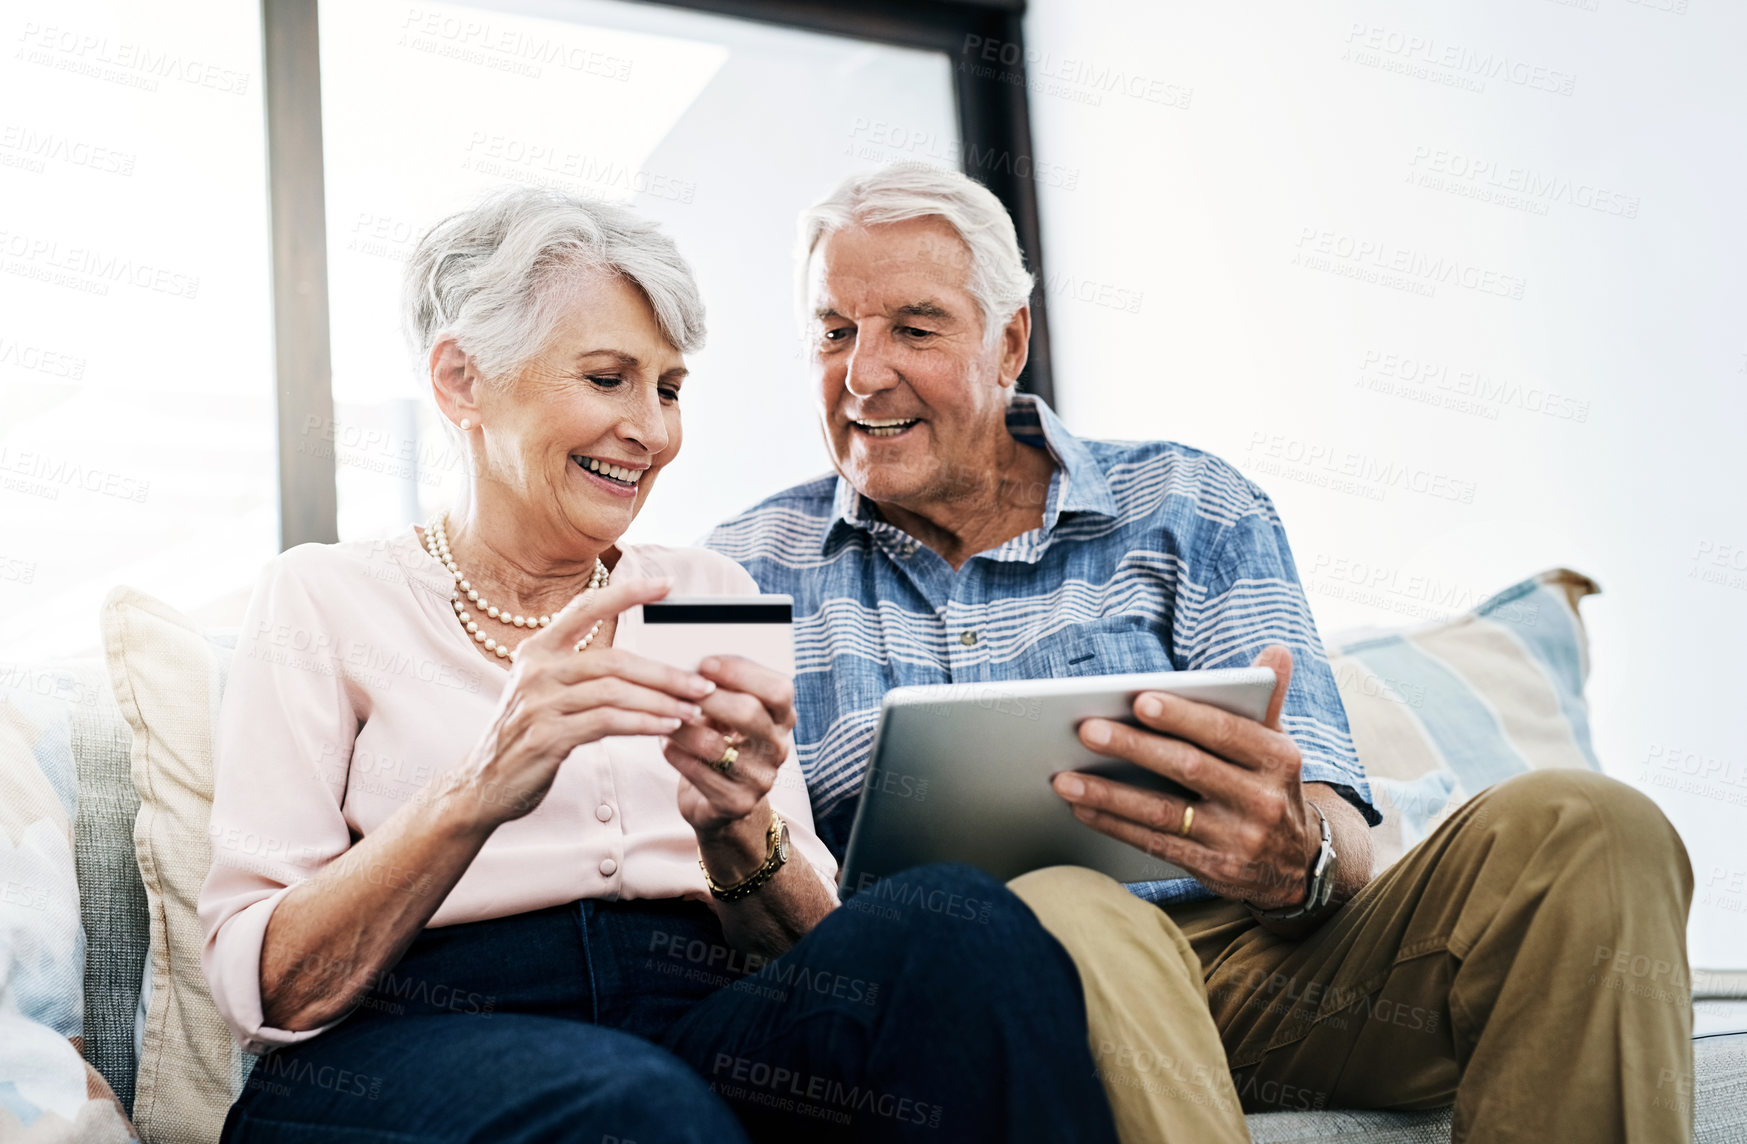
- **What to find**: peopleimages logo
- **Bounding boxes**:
[0,447,149,503]
[959,35,1192,110]
[1356,349,1591,424]
[0,229,200,300]
[0,335,86,380]
[398,6,633,80]
[1293,229,1526,301]
[14,22,252,95]
[1342,23,1576,96]
[461,133,695,203]
[1407,147,1640,219]
[0,125,137,176]
[1244,434,1478,505]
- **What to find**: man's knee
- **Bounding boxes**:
[1009,865,1178,933]
[1475,769,1671,838]
[1008,863,1129,905]
[1009,866,1201,982]
[1471,770,1691,889]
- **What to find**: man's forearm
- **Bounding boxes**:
[1308,782,1374,905]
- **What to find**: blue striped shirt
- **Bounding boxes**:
[705,395,1378,905]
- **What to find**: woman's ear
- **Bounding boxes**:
[430,336,481,430]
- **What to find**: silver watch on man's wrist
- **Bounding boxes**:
[1247,801,1338,923]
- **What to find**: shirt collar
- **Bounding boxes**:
[822,394,1117,555]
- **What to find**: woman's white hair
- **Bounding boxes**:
[403,186,705,387]
[797,162,1035,346]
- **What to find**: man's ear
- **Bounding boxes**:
[430,336,481,429]
[996,303,1032,388]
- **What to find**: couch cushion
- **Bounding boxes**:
[102,588,249,1144]
[61,660,150,1115]
[1245,1024,1747,1143]
[1328,568,1602,872]
[0,671,136,1140]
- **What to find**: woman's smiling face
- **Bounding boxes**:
[465,271,687,551]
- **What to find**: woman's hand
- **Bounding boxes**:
[661,655,798,869]
[445,578,719,831]
[660,655,836,952]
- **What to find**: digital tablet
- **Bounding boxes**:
[837,668,1277,896]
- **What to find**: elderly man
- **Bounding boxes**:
[707,162,1693,1143]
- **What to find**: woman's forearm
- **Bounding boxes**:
[258,782,494,1031]
[699,807,836,957]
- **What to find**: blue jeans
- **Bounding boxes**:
[221,864,1119,1143]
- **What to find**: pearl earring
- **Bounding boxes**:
[459,418,472,431]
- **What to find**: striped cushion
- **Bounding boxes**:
[0,672,137,1139]
[1328,569,1601,872]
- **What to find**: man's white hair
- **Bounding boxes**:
[403,186,705,389]
[797,162,1035,346]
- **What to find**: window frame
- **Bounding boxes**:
[260,0,1050,548]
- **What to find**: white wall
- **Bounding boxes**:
[1024,0,1746,967]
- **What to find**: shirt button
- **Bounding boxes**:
[598,858,618,877]
[902,541,917,557]
[595,803,614,822]
[960,630,979,646]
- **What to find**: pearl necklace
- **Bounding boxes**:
[424,512,609,660]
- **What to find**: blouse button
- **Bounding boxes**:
[599,857,618,877]
[959,630,979,646]
[596,803,614,822]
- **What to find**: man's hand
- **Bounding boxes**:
[1050,646,1368,913]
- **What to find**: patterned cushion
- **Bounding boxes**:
[102,589,250,1144]
[1327,568,1602,872]
[0,672,137,1140]
[63,661,151,1115]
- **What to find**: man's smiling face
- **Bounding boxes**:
[806,217,1018,510]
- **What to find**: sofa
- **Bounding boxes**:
[1,569,1743,1142]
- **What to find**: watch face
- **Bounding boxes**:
[775,821,791,861]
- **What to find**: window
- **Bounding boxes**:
[0,0,277,660]
[316,0,964,545]
[1,0,1045,653]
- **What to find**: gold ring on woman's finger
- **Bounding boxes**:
[1178,804,1195,838]
[711,744,739,775]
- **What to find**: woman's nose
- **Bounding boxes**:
[617,386,670,454]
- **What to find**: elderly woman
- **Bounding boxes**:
[198,188,1119,1143]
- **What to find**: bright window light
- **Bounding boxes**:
[316,0,961,546]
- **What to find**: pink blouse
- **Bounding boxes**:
[197,528,838,1054]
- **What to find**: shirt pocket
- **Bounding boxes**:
[1013,617,1175,680]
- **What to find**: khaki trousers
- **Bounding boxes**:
[1009,770,1694,1143]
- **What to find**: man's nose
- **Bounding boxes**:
[844,335,899,399]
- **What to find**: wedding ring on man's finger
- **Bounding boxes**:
[711,744,739,775]
[1178,804,1195,839]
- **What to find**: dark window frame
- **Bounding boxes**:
[261,0,1048,548]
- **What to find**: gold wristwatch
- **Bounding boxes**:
[699,811,790,902]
